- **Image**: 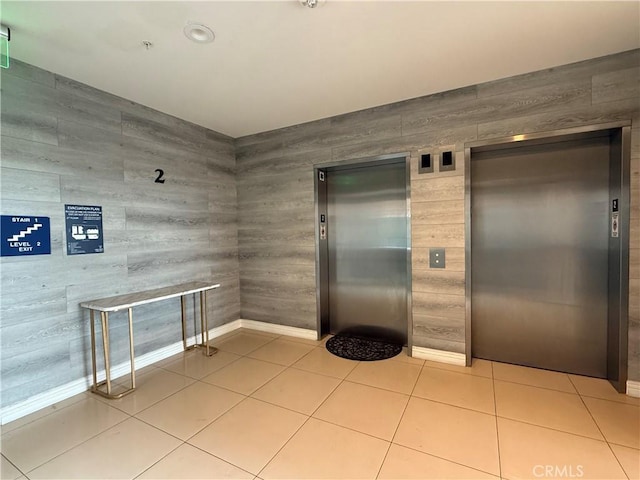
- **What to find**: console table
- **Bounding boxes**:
[81,281,221,399]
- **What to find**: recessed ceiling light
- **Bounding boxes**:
[184,23,215,44]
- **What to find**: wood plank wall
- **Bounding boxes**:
[235,49,640,378]
[0,50,638,411]
[0,60,240,407]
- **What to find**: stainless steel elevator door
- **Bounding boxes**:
[471,136,610,377]
[327,162,408,345]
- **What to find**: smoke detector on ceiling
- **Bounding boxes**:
[183,23,215,44]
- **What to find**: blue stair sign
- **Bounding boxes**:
[1,215,51,257]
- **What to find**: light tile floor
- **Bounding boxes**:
[1,329,639,480]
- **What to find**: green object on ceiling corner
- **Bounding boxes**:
[0,36,9,69]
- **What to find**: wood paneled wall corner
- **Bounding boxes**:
[1,48,639,410]
[236,48,640,380]
[0,59,240,407]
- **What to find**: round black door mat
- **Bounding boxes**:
[326,334,402,361]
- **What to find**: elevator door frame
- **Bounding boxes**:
[465,122,631,392]
[314,153,413,352]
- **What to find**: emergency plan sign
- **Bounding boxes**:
[1,215,51,257]
[65,205,103,255]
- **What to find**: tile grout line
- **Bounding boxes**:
[491,361,504,480]
[96,336,262,479]
[214,338,502,478]
[1,453,28,480]
[105,367,200,417]
[205,335,329,396]
[158,355,244,383]
[301,348,423,475]
[3,376,171,474]
[420,363,492,380]
[388,441,503,479]
[17,330,637,480]
[134,411,202,444]
[492,372,635,442]
[568,375,631,479]
[22,410,132,477]
[248,364,345,416]
[492,377,584,395]
[135,378,248,443]
[130,441,184,480]
[256,338,361,468]
[0,392,92,438]
[374,357,425,479]
[248,347,424,443]
[251,334,353,479]
[132,359,257,478]
[253,390,341,478]
[254,337,425,477]
[133,396,258,479]
[495,414,619,444]
[408,390,499,417]
[177,399,264,477]
[577,393,640,408]
[11,336,358,477]
[182,442,257,479]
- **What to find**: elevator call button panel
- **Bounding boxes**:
[429,248,446,268]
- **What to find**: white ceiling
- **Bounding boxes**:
[2,1,639,138]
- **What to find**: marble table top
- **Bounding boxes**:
[80,281,220,312]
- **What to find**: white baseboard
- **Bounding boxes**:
[0,318,314,425]
[627,380,640,398]
[211,319,243,338]
[412,346,466,366]
[0,339,186,426]
[239,319,317,340]
[4,319,636,424]
[411,349,640,398]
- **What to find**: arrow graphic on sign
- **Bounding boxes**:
[7,223,43,242]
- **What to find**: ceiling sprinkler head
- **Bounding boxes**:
[300,0,320,8]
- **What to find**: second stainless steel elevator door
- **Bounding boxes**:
[471,136,611,377]
[327,161,408,345]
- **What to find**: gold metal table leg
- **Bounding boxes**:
[181,295,188,350]
[181,294,200,352]
[199,291,205,353]
[201,290,217,357]
[128,307,136,389]
[100,312,112,395]
[91,310,136,400]
[90,309,97,391]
